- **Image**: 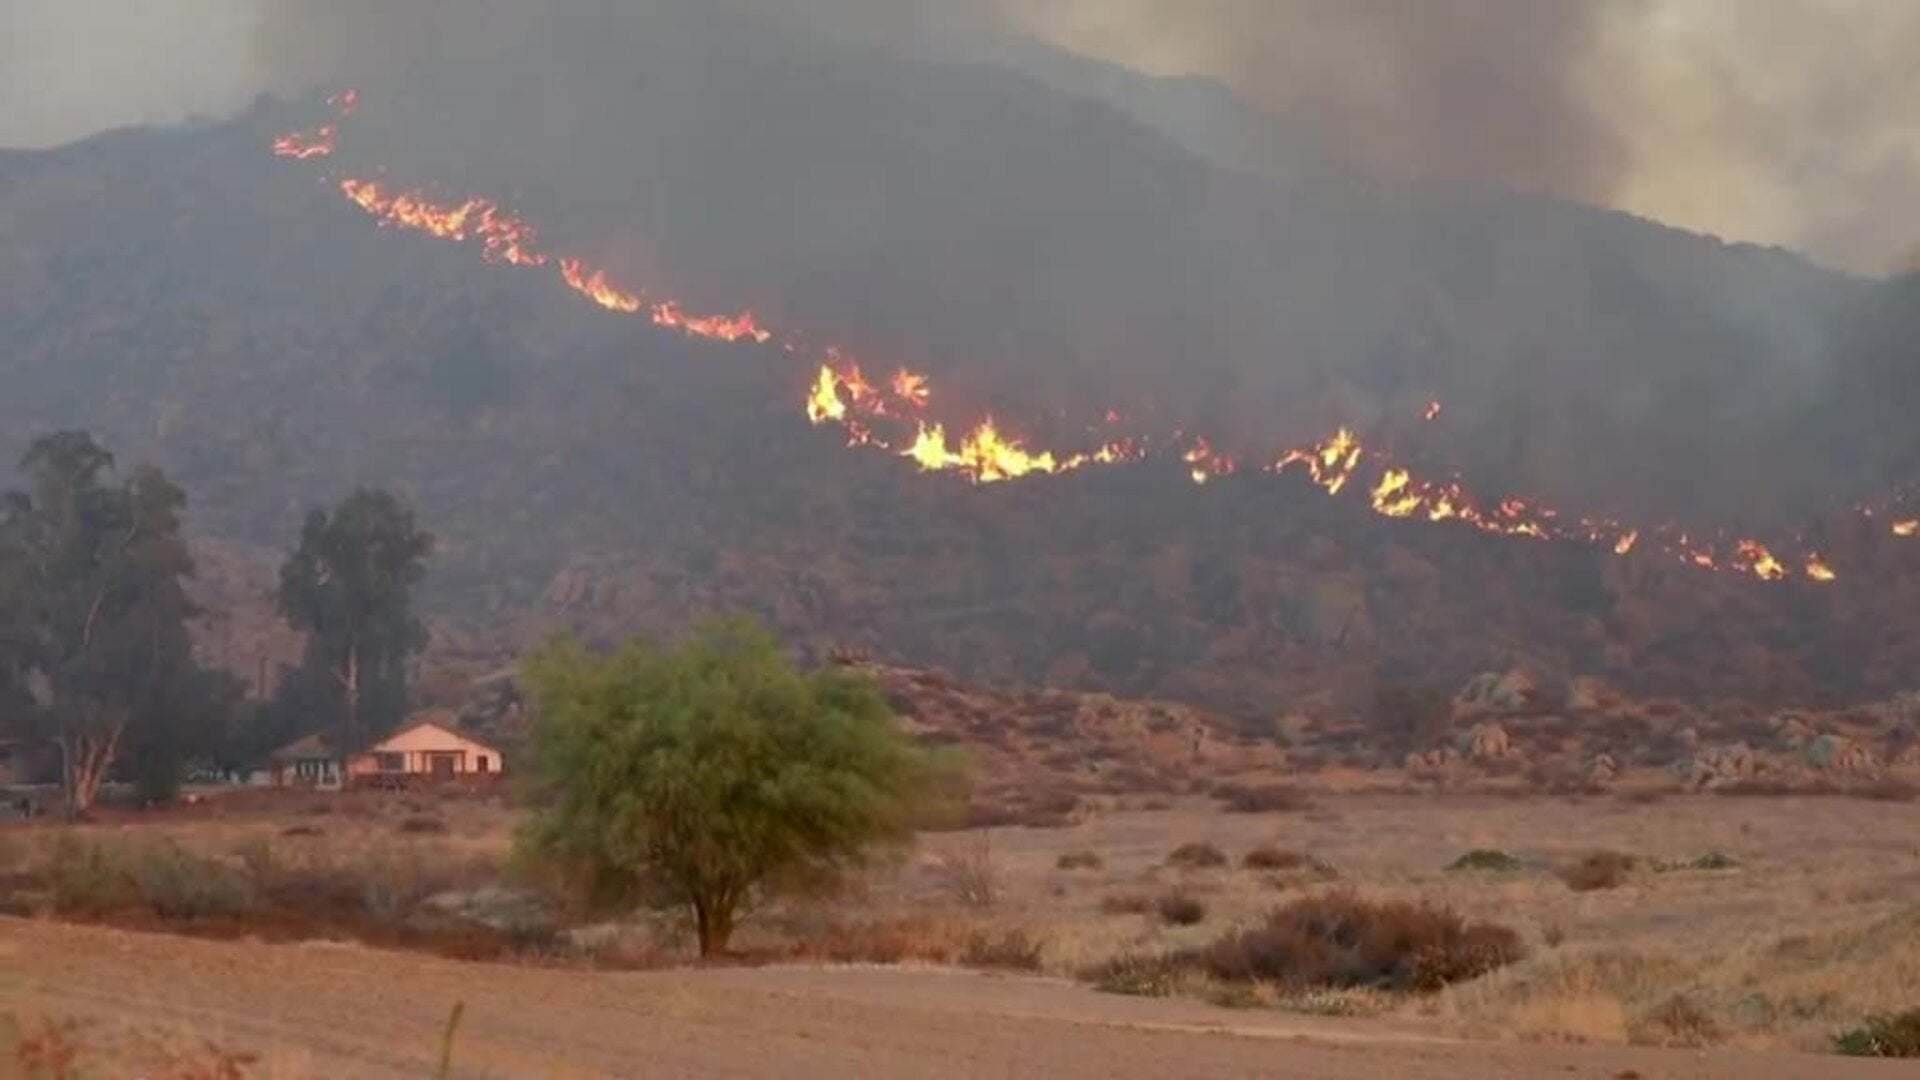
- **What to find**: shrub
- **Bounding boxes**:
[1156,893,1208,927]
[131,845,256,920]
[933,836,999,909]
[1634,994,1723,1047]
[1213,783,1310,813]
[1242,846,1310,871]
[1166,842,1228,870]
[961,928,1046,971]
[1448,849,1523,873]
[398,815,449,835]
[42,837,134,916]
[1083,953,1184,997]
[1654,852,1739,872]
[1833,1009,1920,1057]
[1056,850,1104,871]
[1556,851,1637,892]
[1195,892,1524,993]
[1100,892,1152,916]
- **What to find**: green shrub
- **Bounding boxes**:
[1833,1009,1920,1057]
[131,845,255,920]
[1448,849,1523,872]
[43,836,134,915]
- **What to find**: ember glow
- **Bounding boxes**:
[272,92,1856,586]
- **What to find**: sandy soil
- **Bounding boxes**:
[4,918,1909,1079]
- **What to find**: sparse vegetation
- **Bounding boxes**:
[1194,892,1524,993]
[1155,892,1207,927]
[1100,892,1153,916]
[1448,849,1524,872]
[1832,1008,1920,1057]
[1166,842,1228,870]
[1653,852,1739,872]
[1242,846,1310,871]
[1212,783,1310,814]
[1055,849,1103,871]
[1633,994,1724,1047]
[1557,851,1637,892]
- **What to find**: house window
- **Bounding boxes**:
[376,752,405,773]
[476,755,490,773]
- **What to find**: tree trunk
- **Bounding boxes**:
[335,646,361,751]
[60,721,125,820]
[693,897,736,957]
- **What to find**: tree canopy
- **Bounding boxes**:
[0,432,227,813]
[519,617,941,956]
[274,488,433,752]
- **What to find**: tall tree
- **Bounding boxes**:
[275,488,433,751]
[0,432,208,816]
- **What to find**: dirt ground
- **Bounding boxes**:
[4,917,1912,1079]
[2,788,1916,1074]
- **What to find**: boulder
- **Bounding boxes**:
[1460,722,1514,762]
[1456,670,1535,714]
[1686,742,1761,791]
[1806,733,1878,775]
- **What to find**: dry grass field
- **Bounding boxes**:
[2,784,1917,1075]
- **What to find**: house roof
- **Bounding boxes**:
[267,732,338,762]
[363,716,504,757]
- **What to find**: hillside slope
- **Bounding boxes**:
[0,30,1913,716]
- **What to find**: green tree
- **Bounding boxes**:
[520,617,940,956]
[275,488,433,752]
[0,432,211,816]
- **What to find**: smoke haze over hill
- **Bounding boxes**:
[8,1,1920,272]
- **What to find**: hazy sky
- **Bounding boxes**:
[3,0,1919,275]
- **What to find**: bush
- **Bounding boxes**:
[1056,850,1103,871]
[1448,849,1523,873]
[1083,953,1184,997]
[398,815,448,835]
[1166,842,1228,870]
[1634,994,1724,1047]
[131,845,256,920]
[1101,892,1153,916]
[1195,892,1524,993]
[1156,893,1208,927]
[1653,852,1739,872]
[1833,1009,1920,1057]
[42,836,135,916]
[1242,846,1310,871]
[1213,783,1310,813]
[1556,851,1637,892]
[961,928,1045,971]
[933,836,999,909]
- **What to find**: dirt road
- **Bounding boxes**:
[2,919,1905,1078]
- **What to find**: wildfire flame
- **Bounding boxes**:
[1894,519,1919,537]
[273,91,1857,586]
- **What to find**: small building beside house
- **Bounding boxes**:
[346,716,505,787]
[266,732,345,789]
[0,738,58,788]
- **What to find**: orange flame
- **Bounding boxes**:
[273,92,1856,585]
[1894,519,1919,537]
